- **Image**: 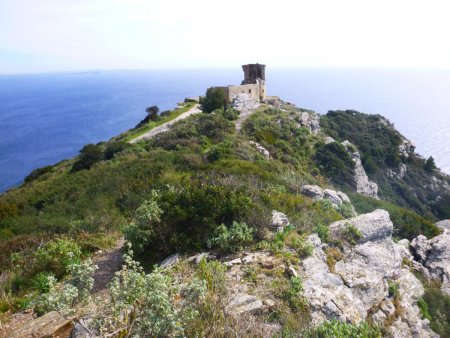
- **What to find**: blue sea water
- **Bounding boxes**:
[1,68,449,192]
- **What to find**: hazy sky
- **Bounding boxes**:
[1,0,450,74]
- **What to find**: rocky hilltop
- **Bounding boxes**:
[1,94,449,337]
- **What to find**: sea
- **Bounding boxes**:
[1,68,450,192]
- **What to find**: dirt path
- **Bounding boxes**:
[130,104,202,143]
[92,238,125,293]
[235,108,257,131]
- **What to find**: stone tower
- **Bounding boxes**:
[241,64,266,85]
[241,63,266,100]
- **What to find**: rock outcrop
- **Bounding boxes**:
[341,140,379,198]
[300,210,437,337]
[399,139,415,159]
[436,219,450,231]
[411,230,450,295]
[297,112,321,134]
[300,185,356,216]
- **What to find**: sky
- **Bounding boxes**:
[1,0,450,74]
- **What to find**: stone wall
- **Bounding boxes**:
[219,79,266,103]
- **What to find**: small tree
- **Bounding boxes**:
[145,105,160,122]
[424,156,437,172]
[200,87,227,113]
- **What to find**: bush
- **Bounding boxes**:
[424,156,437,172]
[283,276,307,313]
[303,320,381,337]
[207,221,253,254]
[72,144,103,171]
[31,272,54,293]
[200,87,227,113]
[34,258,97,315]
[342,224,363,245]
[34,275,78,315]
[315,142,355,189]
[24,165,53,183]
[314,223,330,243]
[104,141,129,160]
[197,259,227,294]
[123,191,163,254]
[102,252,206,337]
[221,108,239,121]
[35,238,82,278]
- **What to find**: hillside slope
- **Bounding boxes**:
[1,97,449,337]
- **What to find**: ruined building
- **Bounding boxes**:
[217,64,266,103]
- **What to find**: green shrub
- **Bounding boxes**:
[34,275,78,315]
[283,276,307,313]
[286,234,313,258]
[104,141,129,160]
[388,281,400,299]
[35,238,82,278]
[417,298,432,320]
[24,165,53,183]
[315,142,355,189]
[123,190,163,254]
[221,108,239,121]
[303,320,381,337]
[197,259,227,294]
[207,221,253,254]
[200,87,227,113]
[72,144,103,171]
[31,272,54,293]
[314,223,330,243]
[339,202,355,219]
[342,224,363,245]
[103,252,206,337]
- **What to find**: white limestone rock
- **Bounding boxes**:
[271,210,289,232]
[411,230,450,295]
[323,189,343,206]
[249,141,271,159]
[399,139,415,158]
[324,136,335,144]
[298,112,321,134]
[342,140,379,199]
[300,211,436,337]
[436,219,450,231]
[300,185,324,199]
[160,253,180,268]
[329,209,393,244]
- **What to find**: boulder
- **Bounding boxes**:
[323,189,342,206]
[300,185,323,199]
[329,209,393,244]
[337,191,351,204]
[271,210,289,231]
[249,141,271,159]
[324,136,335,144]
[228,294,264,315]
[160,253,180,268]
[224,258,243,267]
[10,311,73,338]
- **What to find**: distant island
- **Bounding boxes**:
[1,65,449,338]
